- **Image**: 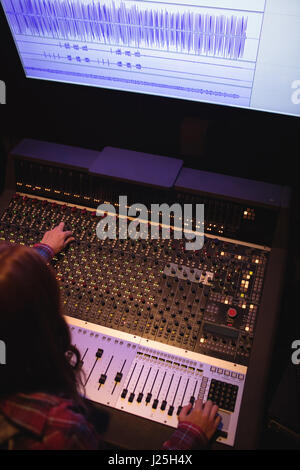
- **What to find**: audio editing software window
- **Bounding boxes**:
[1,0,300,116]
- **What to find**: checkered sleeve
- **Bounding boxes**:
[162,421,208,450]
[33,243,55,263]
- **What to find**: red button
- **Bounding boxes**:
[227,308,237,318]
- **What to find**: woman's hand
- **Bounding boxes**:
[41,222,75,254]
[178,399,221,440]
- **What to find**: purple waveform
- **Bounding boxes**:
[7,0,248,59]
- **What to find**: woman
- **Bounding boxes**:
[0,223,221,450]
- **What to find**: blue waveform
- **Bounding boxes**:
[7,0,248,59]
[25,66,241,99]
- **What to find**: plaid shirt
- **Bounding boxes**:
[163,421,208,450]
[0,393,99,450]
[33,243,55,262]
[0,392,207,450]
[13,244,208,450]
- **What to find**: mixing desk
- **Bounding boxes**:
[0,193,268,368]
[66,316,246,447]
[0,140,290,449]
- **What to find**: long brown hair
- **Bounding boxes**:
[0,243,83,405]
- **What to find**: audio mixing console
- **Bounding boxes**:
[0,192,265,446]
[0,140,290,449]
[66,316,246,447]
[0,193,268,368]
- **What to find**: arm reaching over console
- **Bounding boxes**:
[0,222,223,450]
[33,222,75,261]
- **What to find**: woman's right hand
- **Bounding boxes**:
[178,399,221,440]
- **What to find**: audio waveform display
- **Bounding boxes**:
[24,66,241,100]
[7,0,248,59]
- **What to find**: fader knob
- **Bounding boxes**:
[99,374,107,384]
[160,400,167,411]
[152,399,158,409]
[146,393,152,403]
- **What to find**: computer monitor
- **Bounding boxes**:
[1,0,300,118]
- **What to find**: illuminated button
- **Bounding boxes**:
[238,374,245,381]
[217,368,223,374]
[231,372,237,378]
[227,308,238,319]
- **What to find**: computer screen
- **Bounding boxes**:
[1,0,300,117]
